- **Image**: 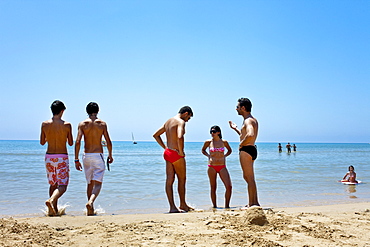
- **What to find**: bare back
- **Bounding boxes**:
[240,116,258,146]
[78,118,107,153]
[164,116,185,150]
[40,119,73,154]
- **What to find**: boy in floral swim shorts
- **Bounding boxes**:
[40,100,73,216]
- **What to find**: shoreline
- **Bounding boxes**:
[2,199,370,219]
[2,202,370,246]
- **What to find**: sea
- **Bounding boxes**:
[0,141,369,217]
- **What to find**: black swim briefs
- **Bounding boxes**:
[239,145,257,160]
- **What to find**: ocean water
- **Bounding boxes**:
[0,141,369,217]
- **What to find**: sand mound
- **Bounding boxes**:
[244,206,268,225]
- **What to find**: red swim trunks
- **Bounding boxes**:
[45,154,69,186]
[163,148,185,164]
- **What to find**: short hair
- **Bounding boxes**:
[210,125,222,139]
[86,102,99,115]
[238,98,252,112]
[178,106,193,116]
[50,100,66,115]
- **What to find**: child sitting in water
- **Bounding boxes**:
[342,165,358,183]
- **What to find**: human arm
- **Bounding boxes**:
[66,123,73,146]
[177,121,185,156]
[153,125,167,149]
[40,123,46,145]
[342,172,349,180]
[103,123,113,164]
[223,140,232,157]
[201,141,211,158]
[229,121,241,135]
[239,118,256,148]
[74,123,83,171]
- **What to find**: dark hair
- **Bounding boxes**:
[238,97,252,112]
[210,125,222,139]
[86,102,99,115]
[348,165,355,171]
[50,100,66,115]
[178,106,193,116]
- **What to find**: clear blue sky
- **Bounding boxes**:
[0,1,369,143]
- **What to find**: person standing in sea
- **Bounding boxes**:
[74,102,113,216]
[201,125,232,209]
[153,106,194,213]
[40,100,73,216]
[278,143,282,152]
[286,143,291,153]
[229,97,260,208]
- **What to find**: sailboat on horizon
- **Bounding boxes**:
[132,132,137,144]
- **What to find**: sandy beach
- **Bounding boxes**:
[1,202,370,246]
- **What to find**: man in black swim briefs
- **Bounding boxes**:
[229,97,260,208]
[239,145,257,160]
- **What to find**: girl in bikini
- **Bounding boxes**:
[201,125,232,208]
[342,165,358,183]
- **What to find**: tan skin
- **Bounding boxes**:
[40,110,73,216]
[201,130,232,208]
[229,102,260,207]
[342,166,357,183]
[153,112,193,213]
[74,113,113,216]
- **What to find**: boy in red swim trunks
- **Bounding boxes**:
[40,100,73,216]
[153,106,194,213]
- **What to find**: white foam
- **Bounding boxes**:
[41,203,70,216]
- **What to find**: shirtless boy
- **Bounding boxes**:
[74,102,113,216]
[40,100,73,216]
[153,106,194,213]
[229,97,260,208]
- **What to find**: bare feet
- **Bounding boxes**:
[241,204,261,210]
[86,202,95,216]
[179,205,194,212]
[45,199,56,216]
[169,208,182,213]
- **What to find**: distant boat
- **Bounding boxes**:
[132,132,137,144]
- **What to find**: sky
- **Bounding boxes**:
[0,0,369,143]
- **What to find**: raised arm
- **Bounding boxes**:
[229,121,241,135]
[153,125,166,149]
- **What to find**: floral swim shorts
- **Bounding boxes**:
[45,154,69,186]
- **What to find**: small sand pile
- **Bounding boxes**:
[244,206,268,226]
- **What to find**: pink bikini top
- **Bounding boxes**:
[210,147,225,153]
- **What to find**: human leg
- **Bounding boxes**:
[45,184,67,216]
[86,180,102,216]
[208,167,218,208]
[173,158,193,212]
[165,161,179,213]
[240,151,260,207]
[219,168,232,208]
[45,154,69,216]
